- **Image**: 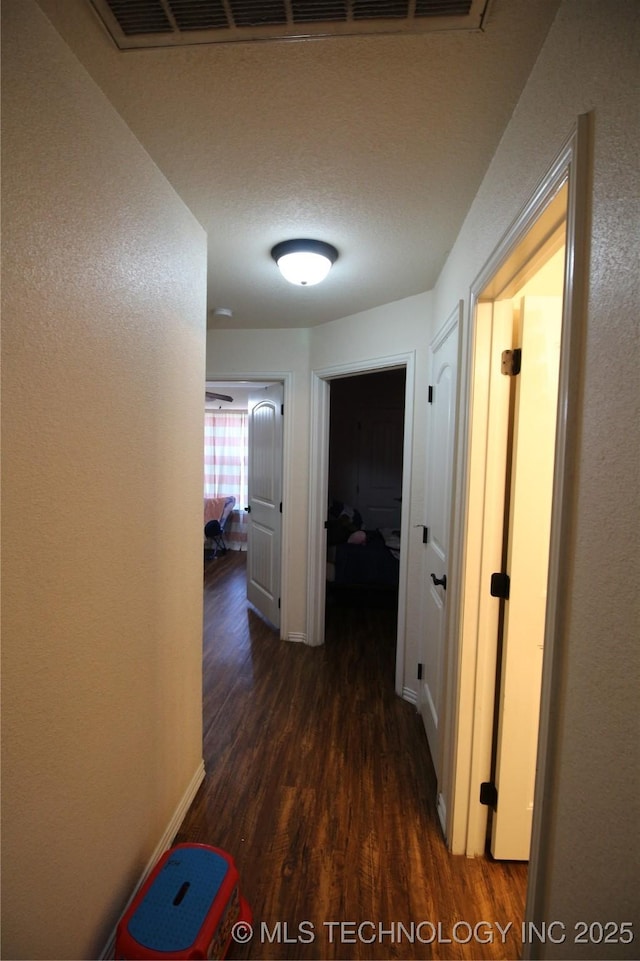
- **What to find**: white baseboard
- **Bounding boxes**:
[437,791,447,839]
[287,631,307,643]
[99,759,206,960]
[402,685,417,705]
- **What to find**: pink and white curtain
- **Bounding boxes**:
[204,410,248,550]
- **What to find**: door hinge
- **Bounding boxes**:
[281,403,284,415]
[417,663,423,680]
[278,597,281,609]
[501,348,522,376]
[422,526,429,544]
[279,502,283,513]
[480,781,498,808]
[428,385,434,403]
[490,572,510,599]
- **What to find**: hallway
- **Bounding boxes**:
[173,551,528,960]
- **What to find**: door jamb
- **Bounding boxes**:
[307,352,416,700]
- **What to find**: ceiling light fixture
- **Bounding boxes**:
[271,239,338,287]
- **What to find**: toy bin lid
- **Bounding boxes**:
[127,846,230,953]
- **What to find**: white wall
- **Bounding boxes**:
[434,1,639,953]
[1,3,207,958]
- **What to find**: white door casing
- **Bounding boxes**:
[420,310,460,784]
[247,383,283,629]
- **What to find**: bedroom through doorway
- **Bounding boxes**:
[204,379,283,631]
[325,369,406,671]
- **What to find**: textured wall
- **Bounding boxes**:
[1,2,207,957]
[435,1,639,954]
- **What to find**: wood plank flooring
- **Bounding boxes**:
[173,551,528,960]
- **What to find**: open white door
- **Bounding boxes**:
[490,296,562,859]
[420,312,459,784]
[247,384,283,630]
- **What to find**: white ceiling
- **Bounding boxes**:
[35,0,561,330]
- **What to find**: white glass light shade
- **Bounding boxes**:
[271,240,338,287]
[276,251,332,286]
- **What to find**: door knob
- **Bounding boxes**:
[431,573,447,590]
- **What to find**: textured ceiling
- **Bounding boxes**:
[35,0,561,329]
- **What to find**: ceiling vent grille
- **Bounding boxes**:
[89,0,489,48]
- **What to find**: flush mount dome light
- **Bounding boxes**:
[271,239,338,286]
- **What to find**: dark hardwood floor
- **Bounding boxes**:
[174,551,528,960]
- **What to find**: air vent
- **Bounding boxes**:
[89,0,489,48]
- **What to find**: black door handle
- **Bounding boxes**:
[245,505,251,513]
[431,573,447,590]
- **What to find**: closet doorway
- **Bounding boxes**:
[446,114,591,869]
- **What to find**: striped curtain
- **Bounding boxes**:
[203,410,248,506]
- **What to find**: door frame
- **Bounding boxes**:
[205,370,292,640]
[306,351,416,699]
[441,115,592,861]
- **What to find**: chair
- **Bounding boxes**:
[204,495,236,558]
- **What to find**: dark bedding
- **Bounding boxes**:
[331,529,399,588]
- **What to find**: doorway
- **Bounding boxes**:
[307,352,416,696]
[204,376,289,635]
[325,369,406,661]
[437,116,591,872]
[440,117,591,874]
[461,187,568,864]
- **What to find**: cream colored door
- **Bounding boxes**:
[247,384,283,629]
[420,315,459,783]
[491,296,562,860]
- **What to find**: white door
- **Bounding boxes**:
[247,384,283,629]
[420,314,459,783]
[490,296,562,859]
